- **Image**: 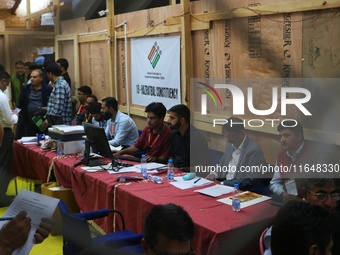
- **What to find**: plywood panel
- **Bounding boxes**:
[61,17,107,34]
[59,40,76,94]
[79,41,110,101]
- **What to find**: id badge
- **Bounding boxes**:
[284,179,298,195]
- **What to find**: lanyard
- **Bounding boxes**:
[147,125,165,150]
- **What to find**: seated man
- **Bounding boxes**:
[271,201,333,255]
[168,104,210,170]
[142,203,195,255]
[101,97,139,148]
[87,101,107,128]
[269,121,324,202]
[0,211,54,255]
[206,117,266,190]
[264,178,340,255]
[115,102,172,163]
[74,85,92,125]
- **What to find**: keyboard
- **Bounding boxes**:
[114,155,141,162]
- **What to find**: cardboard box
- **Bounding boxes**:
[41,182,79,235]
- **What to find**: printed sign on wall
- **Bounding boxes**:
[131,36,181,109]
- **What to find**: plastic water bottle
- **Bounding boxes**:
[232,183,241,212]
[167,158,174,182]
[149,175,163,184]
[57,139,63,155]
[81,141,86,159]
[141,154,148,179]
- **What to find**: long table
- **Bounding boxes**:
[13,142,279,255]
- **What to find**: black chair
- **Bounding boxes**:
[58,201,143,255]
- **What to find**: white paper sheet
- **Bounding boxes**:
[169,177,213,190]
[217,192,272,208]
[0,189,59,255]
[134,163,166,170]
[194,184,234,197]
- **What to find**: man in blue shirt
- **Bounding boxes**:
[101,97,139,148]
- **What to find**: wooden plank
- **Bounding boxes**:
[53,0,60,35]
[23,1,64,20]
[0,31,55,36]
[56,34,75,41]
[180,0,192,104]
[106,0,115,98]
[191,0,340,22]
[78,34,107,43]
[73,34,80,90]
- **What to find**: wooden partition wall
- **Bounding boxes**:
[53,0,340,163]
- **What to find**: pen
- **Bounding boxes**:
[194,178,201,184]
[0,217,14,221]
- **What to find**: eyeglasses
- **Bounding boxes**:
[149,245,195,255]
[307,190,340,201]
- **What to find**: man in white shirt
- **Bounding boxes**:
[0,70,18,206]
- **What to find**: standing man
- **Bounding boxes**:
[115,102,172,163]
[11,60,28,108]
[206,117,266,190]
[56,58,71,87]
[0,70,18,206]
[16,69,52,138]
[101,97,138,148]
[45,63,72,125]
[269,121,323,202]
[23,61,38,85]
[167,104,210,170]
[74,85,92,125]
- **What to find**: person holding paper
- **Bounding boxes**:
[0,211,54,255]
[0,70,18,206]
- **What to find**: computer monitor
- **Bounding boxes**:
[82,122,113,166]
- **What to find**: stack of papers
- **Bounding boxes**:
[49,125,84,134]
[169,176,213,190]
[194,184,234,197]
[18,136,37,144]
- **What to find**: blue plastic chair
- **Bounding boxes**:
[58,201,143,255]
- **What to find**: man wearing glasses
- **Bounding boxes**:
[142,203,195,255]
[264,178,340,255]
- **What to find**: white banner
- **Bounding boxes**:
[131,36,181,109]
